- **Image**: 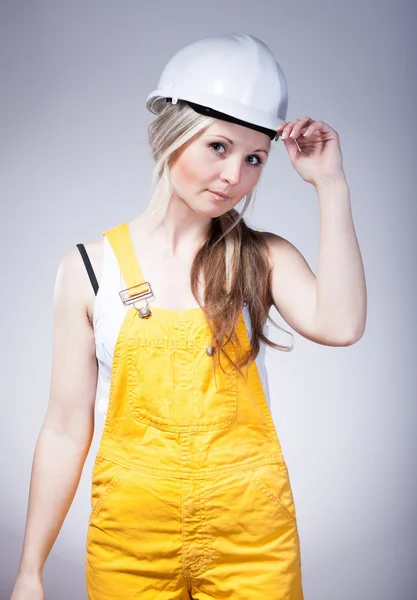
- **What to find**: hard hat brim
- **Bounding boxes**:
[146,89,285,141]
[185,101,278,141]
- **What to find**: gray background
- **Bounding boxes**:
[1,1,416,598]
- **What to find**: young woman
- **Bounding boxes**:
[11,33,366,600]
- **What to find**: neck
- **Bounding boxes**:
[133,192,212,257]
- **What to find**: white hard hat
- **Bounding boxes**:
[146,33,288,141]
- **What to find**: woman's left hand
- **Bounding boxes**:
[276,117,345,187]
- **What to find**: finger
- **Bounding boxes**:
[281,119,300,139]
[303,121,335,137]
[289,117,315,139]
[303,122,321,137]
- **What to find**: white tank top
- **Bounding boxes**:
[93,235,272,421]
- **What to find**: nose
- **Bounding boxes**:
[220,158,242,186]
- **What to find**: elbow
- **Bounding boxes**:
[343,324,366,346]
[43,407,95,448]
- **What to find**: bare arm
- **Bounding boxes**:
[263,231,362,347]
[15,246,98,580]
[263,178,366,347]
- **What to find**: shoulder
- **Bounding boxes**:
[80,236,105,286]
[258,231,302,269]
[55,235,105,326]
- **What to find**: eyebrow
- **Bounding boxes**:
[206,134,269,155]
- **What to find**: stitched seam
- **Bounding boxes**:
[90,467,126,519]
[98,449,283,478]
[251,474,297,523]
[181,478,191,587]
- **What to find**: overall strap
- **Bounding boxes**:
[104,222,145,290]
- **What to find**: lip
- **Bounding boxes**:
[207,189,231,200]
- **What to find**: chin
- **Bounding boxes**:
[180,191,239,218]
[194,204,229,219]
[180,196,230,218]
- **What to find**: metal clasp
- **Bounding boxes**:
[119,281,154,307]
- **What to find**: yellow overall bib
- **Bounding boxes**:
[86,222,304,599]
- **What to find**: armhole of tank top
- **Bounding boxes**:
[92,234,107,332]
[242,305,271,405]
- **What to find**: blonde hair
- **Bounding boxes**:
[147,100,293,370]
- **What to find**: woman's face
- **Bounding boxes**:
[169,119,271,217]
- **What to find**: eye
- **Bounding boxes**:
[247,154,263,167]
[208,141,227,154]
[208,142,263,168]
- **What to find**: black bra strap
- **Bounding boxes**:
[76,244,99,296]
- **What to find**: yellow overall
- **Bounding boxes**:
[86,222,304,599]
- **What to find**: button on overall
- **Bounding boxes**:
[86,222,304,599]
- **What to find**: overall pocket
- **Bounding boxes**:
[89,456,127,520]
[250,461,297,523]
[126,337,238,432]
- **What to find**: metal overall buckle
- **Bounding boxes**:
[119,281,154,318]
